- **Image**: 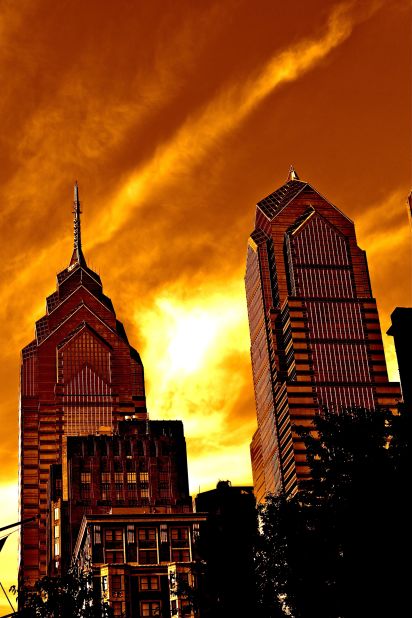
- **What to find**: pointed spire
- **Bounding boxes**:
[287,165,300,182]
[69,181,86,267]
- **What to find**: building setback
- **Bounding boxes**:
[245,168,401,500]
[47,420,193,577]
[19,183,147,585]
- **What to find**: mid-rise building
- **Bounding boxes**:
[47,419,192,576]
[72,512,206,618]
[245,168,401,500]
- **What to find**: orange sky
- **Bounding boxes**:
[0,0,411,608]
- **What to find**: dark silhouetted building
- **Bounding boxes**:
[195,481,257,617]
[387,307,412,406]
[245,168,401,500]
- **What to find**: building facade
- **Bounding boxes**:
[19,184,148,585]
[245,168,401,500]
[72,512,207,618]
[47,420,193,577]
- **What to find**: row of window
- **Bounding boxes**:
[95,526,192,547]
[103,548,190,564]
[109,600,161,617]
[74,440,172,458]
[80,471,169,484]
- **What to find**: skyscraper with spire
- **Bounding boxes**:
[19,184,147,585]
[245,168,401,501]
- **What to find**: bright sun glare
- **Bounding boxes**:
[161,299,219,375]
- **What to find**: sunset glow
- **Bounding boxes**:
[0,0,411,609]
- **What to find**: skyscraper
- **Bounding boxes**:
[245,168,401,501]
[19,184,147,585]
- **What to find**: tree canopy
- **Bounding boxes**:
[11,568,112,618]
[255,406,410,617]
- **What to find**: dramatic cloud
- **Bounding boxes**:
[0,0,410,608]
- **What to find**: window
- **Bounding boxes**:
[192,523,200,541]
[112,601,123,617]
[141,601,161,616]
[170,526,190,561]
[101,472,111,483]
[101,575,108,592]
[127,472,137,497]
[138,528,156,545]
[127,525,135,544]
[127,472,136,486]
[105,550,124,563]
[172,549,190,562]
[54,507,59,522]
[139,550,158,564]
[139,472,149,484]
[81,471,91,497]
[111,575,122,591]
[171,600,177,615]
[105,528,123,548]
[94,525,102,544]
[55,478,62,497]
[139,576,159,591]
[170,527,189,546]
[159,471,170,498]
[160,524,168,543]
[138,529,158,564]
[114,471,124,501]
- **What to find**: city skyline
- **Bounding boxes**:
[0,0,411,612]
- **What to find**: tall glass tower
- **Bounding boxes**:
[245,168,401,501]
[19,184,147,585]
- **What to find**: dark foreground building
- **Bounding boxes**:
[387,307,412,407]
[245,168,401,500]
[195,481,256,617]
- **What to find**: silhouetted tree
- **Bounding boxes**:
[255,406,409,617]
[11,567,113,618]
